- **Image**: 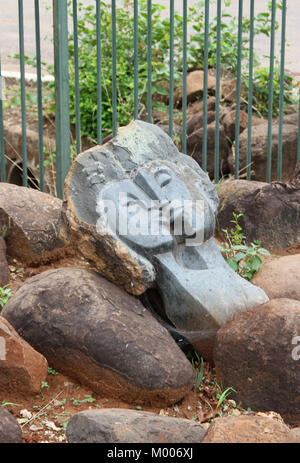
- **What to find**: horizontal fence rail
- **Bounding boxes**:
[0,0,299,198]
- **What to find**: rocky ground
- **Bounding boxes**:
[0,120,300,444]
[1,251,299,444]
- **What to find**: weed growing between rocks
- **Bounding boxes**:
[218,212,270,280]
[0,285,11,309]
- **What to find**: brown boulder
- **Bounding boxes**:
[0,316,48,395]
[217,178,300,250]
[214,298,300,425]
[252,254,300,301]
[187,121,230,178]
[202,414,300,443]
[66,408,207,443]
[229,121,298,182]
[221,78,237,105]
[0,183,69,265]
[3,122,56,195]
[187,110,215,136]
[174,70,216,107]
[0,407,22,443]
[2,268,195,407]
[0,237,9,286]
[187,97,216,116]
[222,110,248,142]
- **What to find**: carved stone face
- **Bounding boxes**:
[63,120,268,359]
[98,165,215,254]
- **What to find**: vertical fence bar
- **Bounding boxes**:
[182,0,187,154]
[112,0,117,136]
[214,0,221,183]
[0,54,5,182]
[18,0,27,187]
[147,0,152,123]
[202,0,209,172]
[234,0,243,179]
[297,92,300,161]
[277,0,286,181]
[72,0,81,154]
[34,0,44,191]
[246,0,255,181]
[266,0,276,183]
[96,0,102,145]
[134,0,139,120]
[53,0,70,199]
[169,0,174,138]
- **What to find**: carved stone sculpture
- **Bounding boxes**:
[61,121,268,359]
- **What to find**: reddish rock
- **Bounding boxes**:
[0,183,70,265]
[0,316,48,395]
[252,254,300,301]
[217,178,300,250]
[187,97,216,116]
[2,268,195,407]
[174,70,216,107]
[187,121,230,178]
[202,414,300,443]
[222,110,248,142]
[187,111,215,136]
[214,298,300,425]
[0,237,9,286]
[228,121,298,182]
[221,78,237,105]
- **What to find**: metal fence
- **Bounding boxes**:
[0,0,300,198]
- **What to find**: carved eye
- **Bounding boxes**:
[155,170,172,188]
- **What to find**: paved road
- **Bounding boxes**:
[0,0,299,76]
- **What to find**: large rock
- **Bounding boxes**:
[202,414,300,443]
[0,407,22,443]
[174,70,216,107]
[0,316,48,395]
[187,121,230,179]
[214,298,300,425]
[229,121,299,182]
[217,178,300,250]
[60,120,268,362]
[222,110,248,142]
[0,237,9,286]
[187,97,216,116]
[0,183,69,265]
[186,111,215,136]
[3,122,56,196]
[2,268,195,406]
[66,408,207,443]
[252,254,300,301]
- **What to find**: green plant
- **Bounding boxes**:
[216,386,236,409]
[188,0,277,74]
[41,381,50,390]
[242,63,297,118]
[0,286,11,309]
[70,394,96,406]
[47,367,59,376]
[219,212,270,280]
